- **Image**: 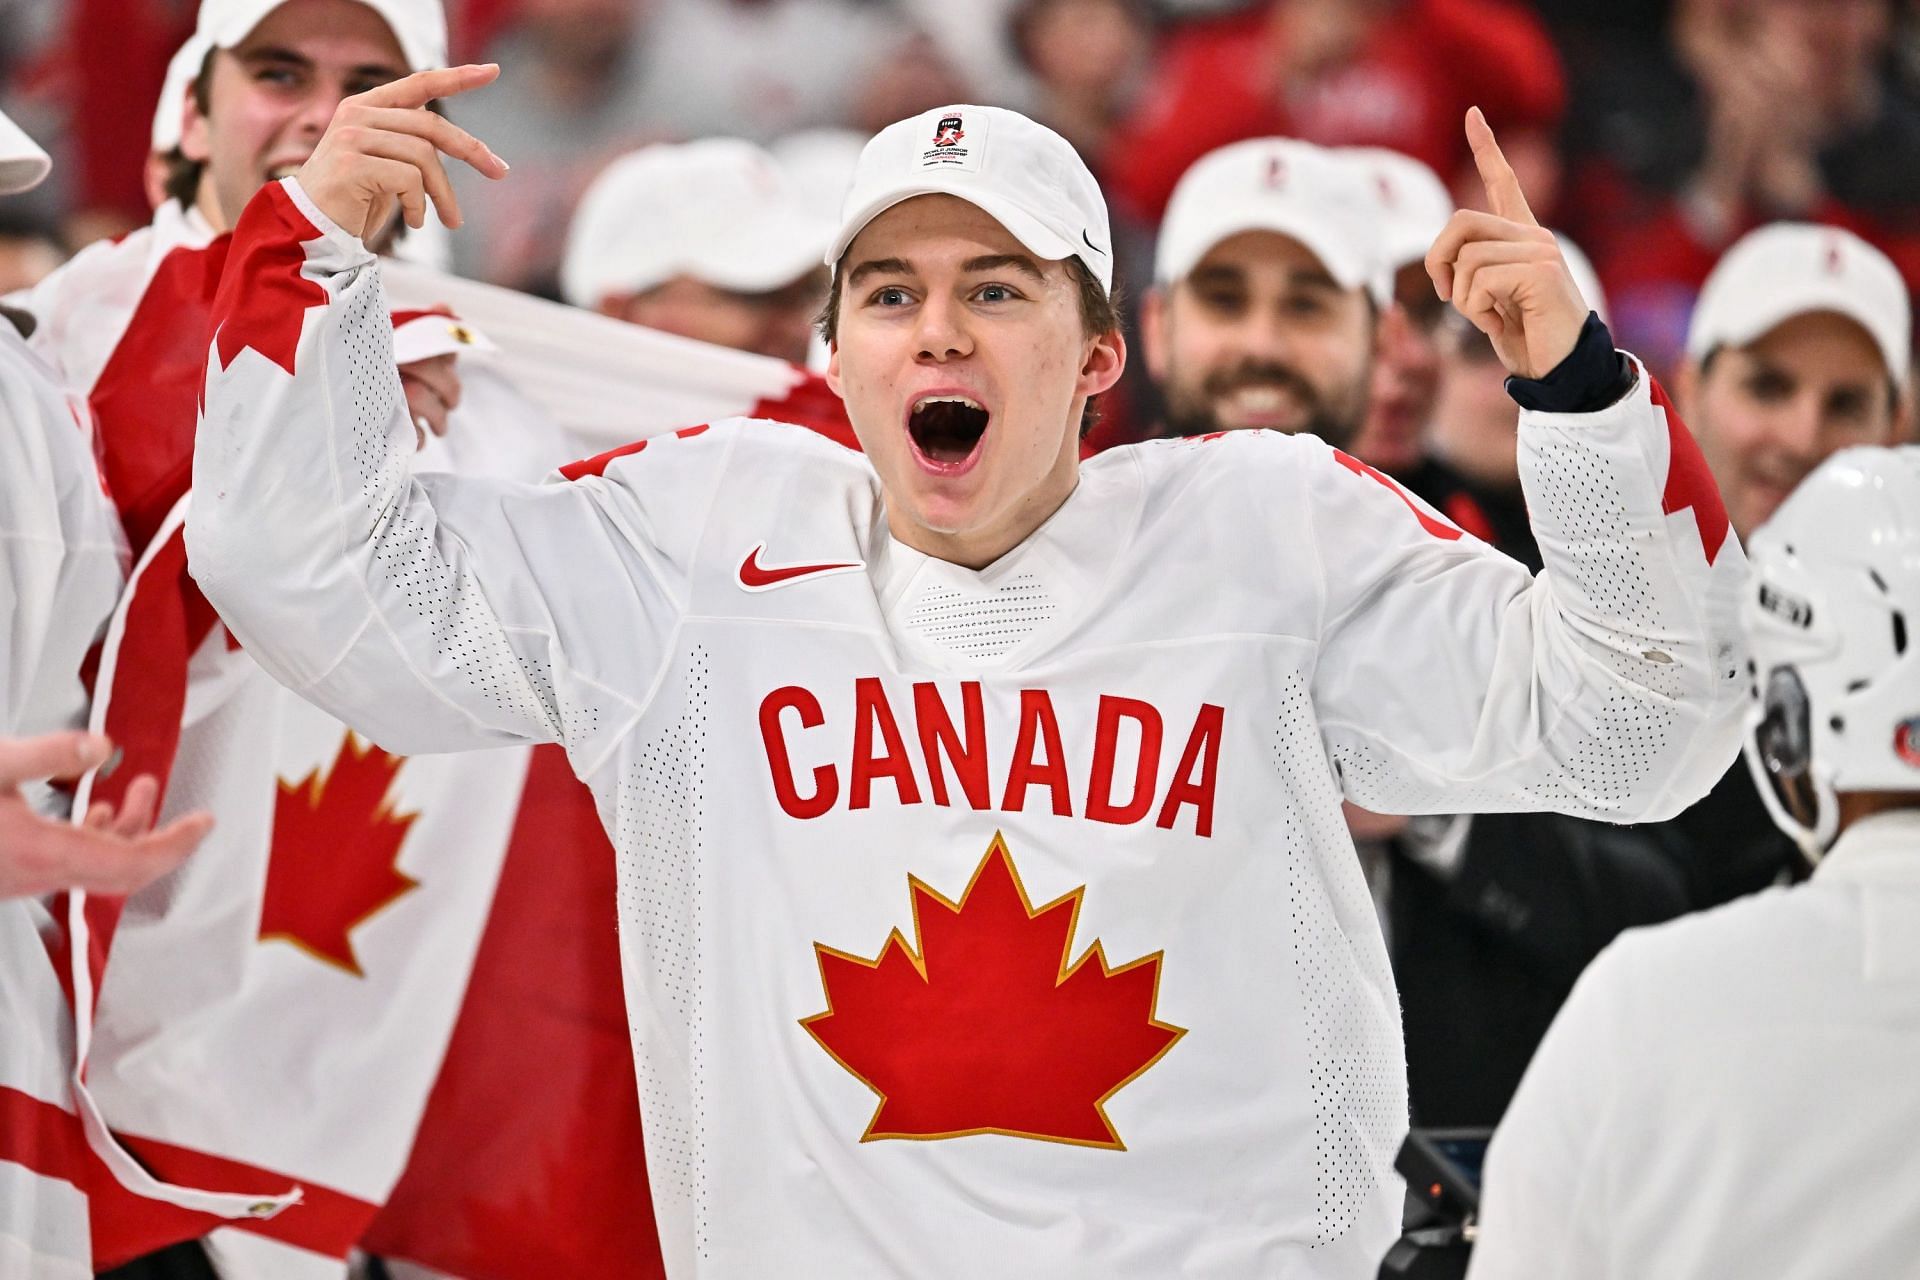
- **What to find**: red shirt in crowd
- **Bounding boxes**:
[1107,0,1566,224]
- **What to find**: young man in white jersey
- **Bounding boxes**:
[190,70,1750,1277]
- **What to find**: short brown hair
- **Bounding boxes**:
[815,254,1122,435]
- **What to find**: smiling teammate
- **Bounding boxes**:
[190,74,1748,1276]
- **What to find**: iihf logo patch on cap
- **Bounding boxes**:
[919,108,986,173]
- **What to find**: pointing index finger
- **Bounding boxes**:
[1465,106,1536,227]
[358,63,501,112]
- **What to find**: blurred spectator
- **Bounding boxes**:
[1341,145,1454,475]
[1107,0,1566,227]
[622,0,962,141]
[0,206,65,294]
[1010,0,1154,171]
[561,139,828,365]
[444,0,662,293]
[1565,0,1920,376]
[1140,136,1382,441]
[769,127,868,226]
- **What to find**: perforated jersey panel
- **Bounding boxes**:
[1332,432,1688,818]
[614,647,708,1241]
[902,572,1058,660]
[1273,675,1407,1246]
[338,284,561,738]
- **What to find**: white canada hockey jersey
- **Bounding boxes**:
[0,318,124,1279]
[190,179,1750,1279]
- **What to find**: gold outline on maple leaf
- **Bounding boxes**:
[800,831,1186,1151]
[259,735,422,978]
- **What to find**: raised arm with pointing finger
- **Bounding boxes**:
[190,81,1748,1277]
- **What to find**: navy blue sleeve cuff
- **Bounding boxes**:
[1504,312,1635,414]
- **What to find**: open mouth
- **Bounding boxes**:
[906,394,991,472]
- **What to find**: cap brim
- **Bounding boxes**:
[1692,282,1907,383]
[830,183,1084,279]
[0,111,50,196]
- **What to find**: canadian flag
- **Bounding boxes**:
[30,207,851,1276]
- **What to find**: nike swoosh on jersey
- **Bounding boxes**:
[737,544,865,591]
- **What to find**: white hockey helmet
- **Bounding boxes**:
[1742,445,1920,859]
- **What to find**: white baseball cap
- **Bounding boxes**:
[561,139,829,309]
[152,35,212,153]
[1343,146,1453,272]
[1157,137,1387,303]
[1687,222,1911,385]
[829,105,1114,295]
[0,107,50,196]
[194,0,446,76]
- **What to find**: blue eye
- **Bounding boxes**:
[977,284,1014,303]
[874,287,910,306]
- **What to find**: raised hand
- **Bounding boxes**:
[1424,108,1589,380]
[0,732,212,900]
[297,64,510,244]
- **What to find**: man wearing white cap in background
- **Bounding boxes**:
[0,106,212,1280]
[1139,135,1386,443]
[1470,443,1920,1280]
[562,138,828,366]
[194,74,1748,1274]
[1342,146,1457,477]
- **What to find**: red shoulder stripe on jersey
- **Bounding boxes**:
[559,423,711,481]
[0,1086,89,1191]
[1332,449,1463,541]
[209,182,328,380]
[1649,376,1731,566]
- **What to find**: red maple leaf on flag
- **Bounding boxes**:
[802,835,1185,1149]
[260,733,420,976]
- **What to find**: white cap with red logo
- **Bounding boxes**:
[0,107,50,196]
[1687,222,1911,385]
[153,1,447,154]
[1343,146,1453,274]
[1156,137,1388,303]
[562,139,829,309]
[828,105,1113,295]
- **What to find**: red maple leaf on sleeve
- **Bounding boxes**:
[210,181,330,378]
[802,835,1184,1149]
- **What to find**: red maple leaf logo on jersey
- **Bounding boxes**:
[259,733,420,976]
[210,181,328,379]
[803,835,1184,1149]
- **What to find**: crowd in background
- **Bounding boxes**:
[4,0,1919,436]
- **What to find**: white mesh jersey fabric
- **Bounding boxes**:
[901,572,1059,660]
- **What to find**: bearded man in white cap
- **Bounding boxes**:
[1140,136,1387,443]
[192,76,1749,1276]
[563,139,829,367]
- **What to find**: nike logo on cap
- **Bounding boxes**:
[738,544,865,591]
[1081,229,1107,257]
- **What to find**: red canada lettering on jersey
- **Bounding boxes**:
[211,182,328,379]
[757,682,1225,836]
[1649,377,1731,565]
[802,834,1185,1148]
[1332,449,1463,541]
